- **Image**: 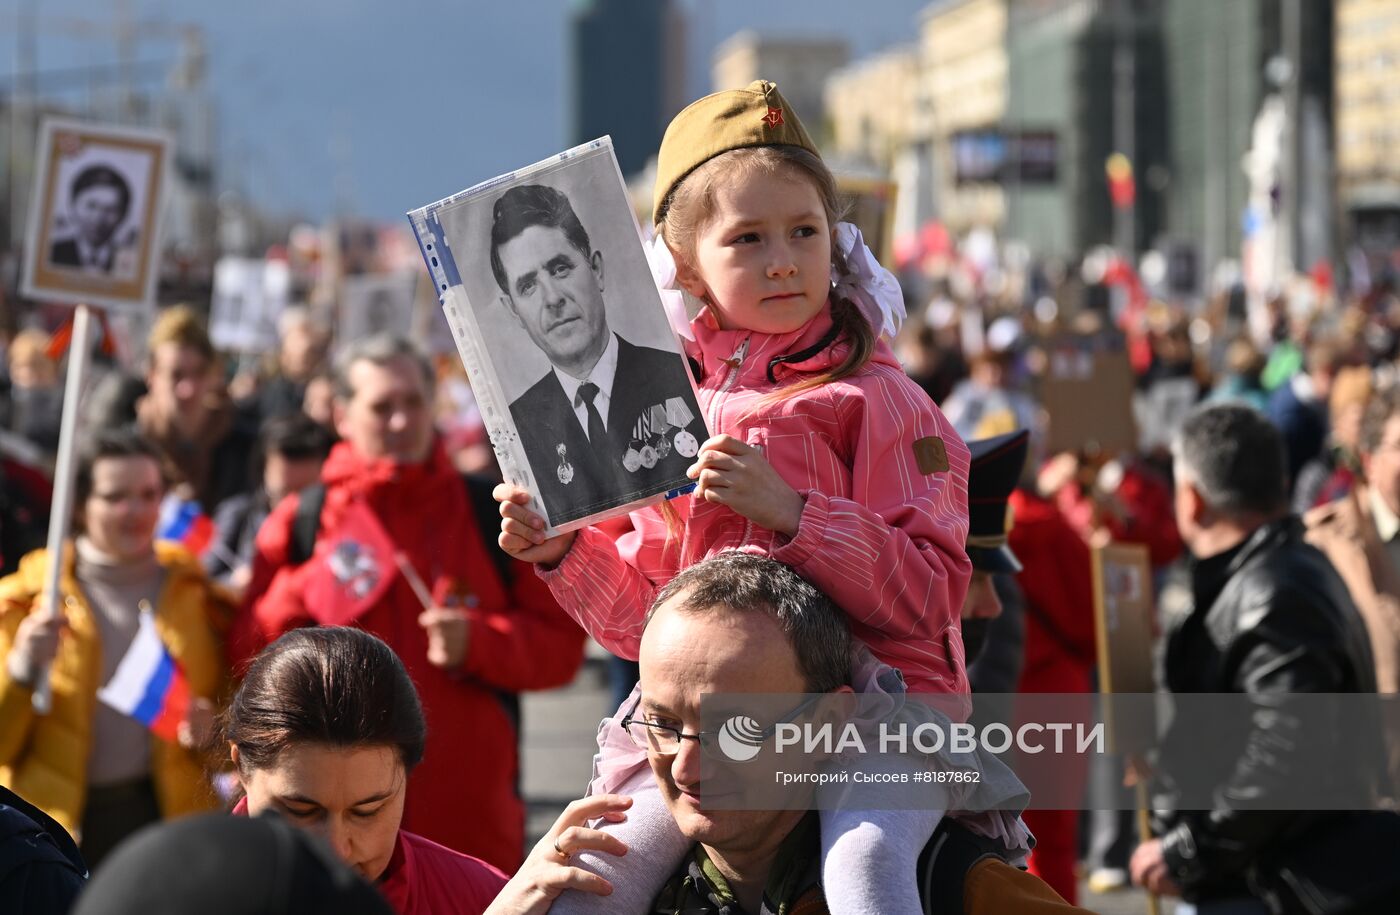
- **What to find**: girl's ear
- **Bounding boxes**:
[674,252,709,300]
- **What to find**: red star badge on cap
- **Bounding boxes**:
[762,106,784,128]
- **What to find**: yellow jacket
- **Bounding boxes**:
[0,541,234,837]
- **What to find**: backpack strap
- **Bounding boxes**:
[917,818,1009,913]
[462,473,512,587]
[287,483,327,567]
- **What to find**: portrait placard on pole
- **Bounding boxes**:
[1091,541,1162,915]
[20,119,170,710]
[1091,541,1156,752]
[20,117,171,316]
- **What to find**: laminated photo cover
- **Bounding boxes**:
[408,138,706,534]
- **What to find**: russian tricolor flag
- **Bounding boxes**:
[157,494,215,558]
[97,612,190,742]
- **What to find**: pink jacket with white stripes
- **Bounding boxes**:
[540,303,973,696]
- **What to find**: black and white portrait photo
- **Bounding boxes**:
[49,164,135,275]
[340,271,419,347]
[22,118,171,314]
[411,140,706,530]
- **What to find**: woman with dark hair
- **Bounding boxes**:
[0,428,232,867]
[227,625,628,915]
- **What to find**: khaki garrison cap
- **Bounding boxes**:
[652,79,820,224]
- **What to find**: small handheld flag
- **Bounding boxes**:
[96,603,190,742]
[156,494,215,558]
[302,500,397,626]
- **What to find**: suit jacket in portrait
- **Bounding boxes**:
[509,334,706,526]
[49,238,84,269]
[48,237,113,273]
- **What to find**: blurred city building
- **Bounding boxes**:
[711,31,849,141]
[825,45,919,173]
[812,0,1347,296]
[570,0,687,179]
[918,0,1009,237]
[1336,0,1400,266]
[1163,0,1333,297]
[1003,0,1166,262]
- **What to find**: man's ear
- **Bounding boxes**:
[591,249,605,290]
[1182,480,1209,527]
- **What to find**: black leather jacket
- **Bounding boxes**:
[1154,517,1382,900]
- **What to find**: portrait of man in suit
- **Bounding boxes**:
[490,183,705,525]
[49,164,133,275]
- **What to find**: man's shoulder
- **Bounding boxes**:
[49,238,79,263]
[1214,529,1361,644]
[616,335,690,380]
[510,371,567,416]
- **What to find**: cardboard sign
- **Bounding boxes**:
[20,118,172,314]
[1039,337,1138,456]
[1091,542,1156,754]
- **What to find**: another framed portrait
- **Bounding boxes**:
[836,175,897,267]
[339,271,419,349]
[408,138,706,533]
[21,117,171,314]
[209,257,290,354]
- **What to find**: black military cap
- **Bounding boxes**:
[966,429,1030,574]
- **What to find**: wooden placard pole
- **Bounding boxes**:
[31,302,95,714]
[1090,542,1159,915]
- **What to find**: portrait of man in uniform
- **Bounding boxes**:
[489,183,705,525]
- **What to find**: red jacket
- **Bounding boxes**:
[378,829,507,915]
[1008,490,1097,694]
[543,303,972,695]
[1054,461,1182,570]
[240,441,585,870]
[234,799,508,914]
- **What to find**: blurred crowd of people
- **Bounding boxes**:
[1,239,1398,912]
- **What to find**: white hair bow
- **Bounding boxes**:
[831,222,906,339]
[643,234,695,342]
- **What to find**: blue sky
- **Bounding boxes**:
[3,0,931,221]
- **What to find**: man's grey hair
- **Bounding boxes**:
[1171,403,1287,516]
[332,333,435,401]
[645,552,851,693]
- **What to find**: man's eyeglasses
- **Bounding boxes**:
[619,695,824,759]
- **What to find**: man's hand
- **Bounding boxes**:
[1130,839,1182,897]
[687,435,804,538]
[419,607,470,669]
[495,484,577,568]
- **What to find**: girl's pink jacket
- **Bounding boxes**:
[541,303,972,696]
